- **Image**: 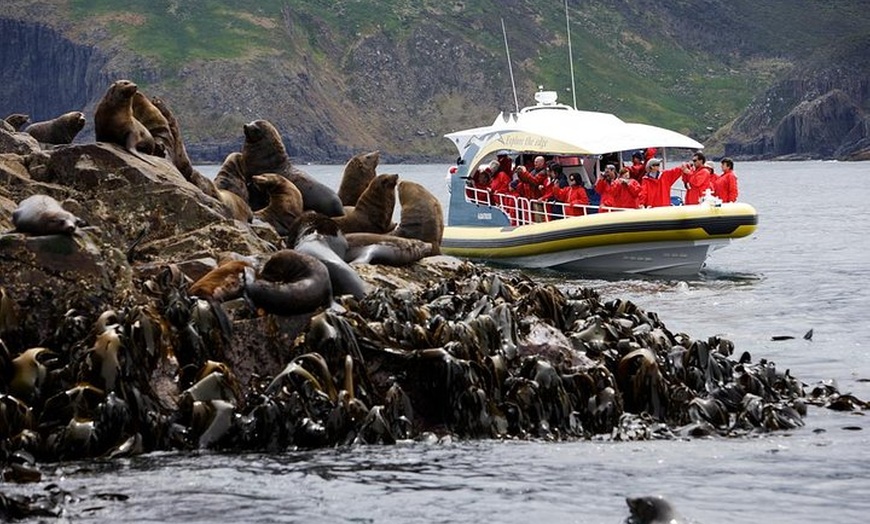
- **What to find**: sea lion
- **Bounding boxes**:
[24,111,86,145]
[240,119,344,216]
[94,79,158,161]
[12,195,82,236]
[286,212,367,299]
[214,152,249,202]
[345,233,435,266]
[333,173,398,234]
[131,92,172,157]
[188,260,253,302]
[337,150,380,206]
[625,495,687,524]
[4,113,30,131]
[245,250,332,316]
[252,173,304,237]
[150,96,221,199]
[391,180,444,252]
[218,190,253,223]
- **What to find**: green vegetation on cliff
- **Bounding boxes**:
[5,0,869,160]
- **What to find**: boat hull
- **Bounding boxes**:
[441,202,758,276]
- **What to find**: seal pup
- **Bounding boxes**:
[337,150,380,206]
[24,111,86,145]
[334,173,398,234]
[286,212,367,299]
[246,250,332,316]
[345,233,435,266]
[240,119,344,216]
[94,79,158,163]
[391,180,444,253]
[12,195,83,236]
[4,113,30,131]
[252,173,304,237]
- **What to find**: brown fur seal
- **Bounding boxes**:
[12,195,82,236]
[391,180,444,253]
[131,92,172,157]
[338,150,380,206]
[240,119,344,216]
[213,152,252,221]
[189,260,253,302]
[214,152,249,202]
[246,250,332,316]
[149,97,221,200]
[94,79,158,161]
[345,233,435,266]
[4,113,30,131]
[252,173,304,237]
[25,111,86,145]
[333,173,398,234]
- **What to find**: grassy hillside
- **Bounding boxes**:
[6,0,869,159]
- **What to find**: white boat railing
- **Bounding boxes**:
[463,185,630,226]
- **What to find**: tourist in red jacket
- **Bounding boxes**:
[598,167,640,211]
[553,172,590,216]
[639,158,684,207]
[627,152,646,182]
[594,165,617,211]
[713,157,739,202]
[681,151,715,205]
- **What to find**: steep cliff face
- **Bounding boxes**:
[0,18,109,124]
[719,37,870,160]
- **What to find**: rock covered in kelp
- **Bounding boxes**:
[0,103,867,493]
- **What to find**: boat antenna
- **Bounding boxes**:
[501,17,520,113]
[565,0,577,109]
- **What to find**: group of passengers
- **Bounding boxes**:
[467,149,739,222]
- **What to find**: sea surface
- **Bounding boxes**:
[9,161,869,523]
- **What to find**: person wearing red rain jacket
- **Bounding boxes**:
[713,157,739,203]
[553,172,590,216]
[639,158,683,207]
[489,152,520,224]
[597,167,641,211]
[681,151,715,205]
[627,152,646,182]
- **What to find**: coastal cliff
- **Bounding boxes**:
[1,1,869,162]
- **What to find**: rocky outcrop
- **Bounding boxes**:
[721,36,870,160]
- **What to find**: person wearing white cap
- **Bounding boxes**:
[638,158,684,208]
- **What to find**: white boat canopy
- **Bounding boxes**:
[445,101,704,170]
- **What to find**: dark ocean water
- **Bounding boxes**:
[8,161,869,523]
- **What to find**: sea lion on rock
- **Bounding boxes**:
[338,150,380,206]
[214,152,249,202]
[189,260,253,302]
[334,173,398,234]
[25,111,86,145]
[12,195,82,236]
[150,96,220,199]
[131,92,172,157]
[4,113,30,131]
[345,233,435,266]
[252,173,304,237]
[246,250,332,316]
[218,190,253,223]
[240,119,344,216]
[286,211,367,299]
[94,79,157,161]
[391,180,444,253]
